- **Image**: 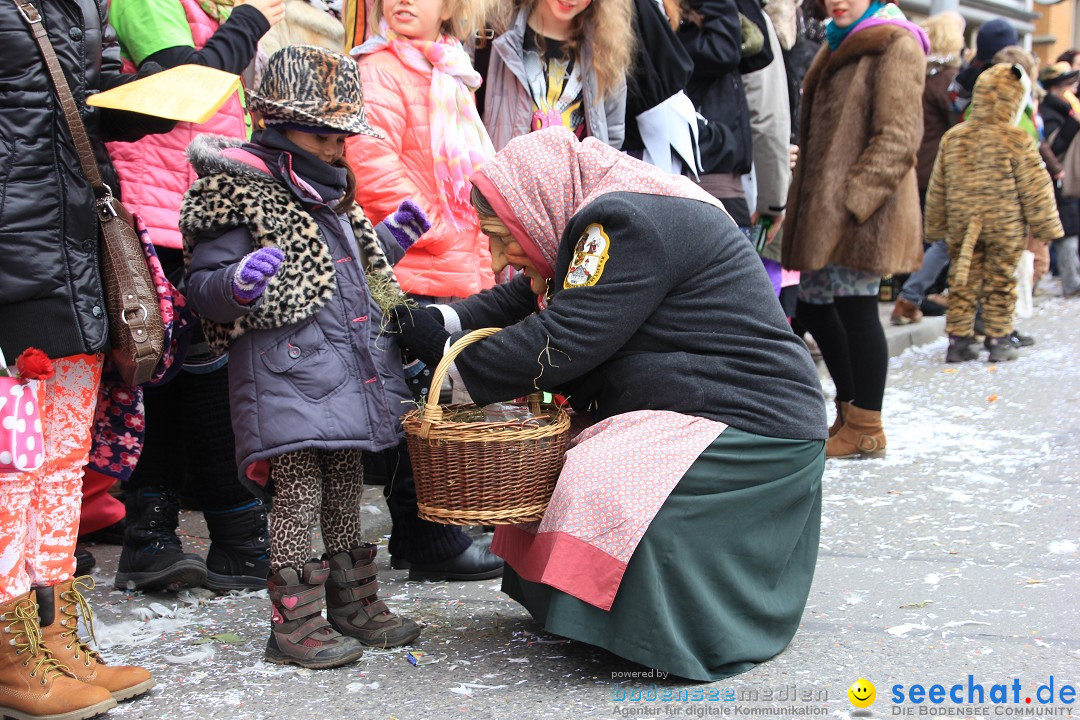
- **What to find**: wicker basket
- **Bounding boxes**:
[402,328,570,525]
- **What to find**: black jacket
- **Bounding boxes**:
[449,192,827,441]
[677,0,754,175]
[622,0,694,154]
[0,0,172,359]
[1039,93,1080,237]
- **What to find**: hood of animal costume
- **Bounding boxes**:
[469,127,724,280]
[970,63,1031,127]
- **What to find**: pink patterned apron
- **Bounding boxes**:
[492,410,727,610]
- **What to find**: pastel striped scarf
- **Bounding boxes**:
[382,22,495,229]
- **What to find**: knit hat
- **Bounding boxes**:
[249,45,379,137]
[1039,61,1080,89]
[974,19,1018,62]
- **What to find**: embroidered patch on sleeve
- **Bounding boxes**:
[564,224,611,289]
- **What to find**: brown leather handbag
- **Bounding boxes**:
[14,0,164,385]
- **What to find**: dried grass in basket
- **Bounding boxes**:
[402,328,570,525]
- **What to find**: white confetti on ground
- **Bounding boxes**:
[886,624,930,637]
[164,646,215,664]
[1047,540,1078,554]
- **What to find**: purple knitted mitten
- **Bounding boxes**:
[384,200,431,252]
[232,247,285,303]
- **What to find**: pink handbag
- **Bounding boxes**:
[0,348,45,474]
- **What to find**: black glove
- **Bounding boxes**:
[390,305,449,367]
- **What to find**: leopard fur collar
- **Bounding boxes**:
[180,135,398,353]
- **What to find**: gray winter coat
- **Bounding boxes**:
[183,139,412,495]
[483,9,626,151]
[742,14,790,220]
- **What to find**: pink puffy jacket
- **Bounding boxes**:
[106,0,249,249]
[347,47,494,299]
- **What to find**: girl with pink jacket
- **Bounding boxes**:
[347,0,495,300]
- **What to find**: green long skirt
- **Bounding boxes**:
[501,427,824,682]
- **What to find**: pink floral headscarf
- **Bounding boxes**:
[470,127,725,280]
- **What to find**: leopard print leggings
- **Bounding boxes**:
[268,448,364,572]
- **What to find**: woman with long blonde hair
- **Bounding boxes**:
[481,0,634,150]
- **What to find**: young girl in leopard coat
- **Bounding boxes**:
[181,45,423,669]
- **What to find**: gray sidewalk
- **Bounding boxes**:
[878,301,946,358]
[79,294,1078,720]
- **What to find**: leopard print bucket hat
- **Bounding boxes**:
[250,45,380,137]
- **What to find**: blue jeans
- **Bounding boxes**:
[1054,236,1080,296]
[898,239,949,304]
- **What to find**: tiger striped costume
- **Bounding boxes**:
[924,63,1063,339]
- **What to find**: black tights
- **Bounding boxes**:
[796,297,888,412]
[127,366,255,510]
[363,443,472,564]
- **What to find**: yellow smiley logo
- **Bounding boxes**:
[848,679,876,708]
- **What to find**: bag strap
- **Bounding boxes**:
[1047,127,1061,156]
[11,0,118,214]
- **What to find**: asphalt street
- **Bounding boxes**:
[80,291,1079,720]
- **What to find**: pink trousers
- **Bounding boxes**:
[0,354,102,602]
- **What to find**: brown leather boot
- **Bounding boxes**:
[0,591,116,720]
[825,404,886,459]
[265,560,366,669]
[326,545,421,648]
[827,400,852,438]
[35,578,155,702]
[890,297,923,325]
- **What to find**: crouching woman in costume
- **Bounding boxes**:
[181,46,421,669]
[391,127,827,681]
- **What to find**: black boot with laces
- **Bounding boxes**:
[115,487,207,592]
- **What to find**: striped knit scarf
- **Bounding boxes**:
[381,21,495,229]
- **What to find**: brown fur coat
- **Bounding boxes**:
[782,24,926,274]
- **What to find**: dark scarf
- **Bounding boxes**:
[246,127,348,204]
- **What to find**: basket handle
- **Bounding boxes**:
[419,327,502,437]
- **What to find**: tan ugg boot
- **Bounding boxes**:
[889,298,923,325]
[827,400,852,438]
[0,591,116,720]
[35,578,155,702]
[825,404,886,459]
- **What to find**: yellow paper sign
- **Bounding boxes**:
[87,65,241,125]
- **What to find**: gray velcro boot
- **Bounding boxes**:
[265,560,366,669]
[945,335,981,363]
[985,336,1019,362]
[326,544,422,648]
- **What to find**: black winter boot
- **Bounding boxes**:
[1009,329,1035,348]
[203,500,270,591]
[115,487,207,592]
[326,544,421,648]
[74,546,96,577]
[266,561,366,669]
